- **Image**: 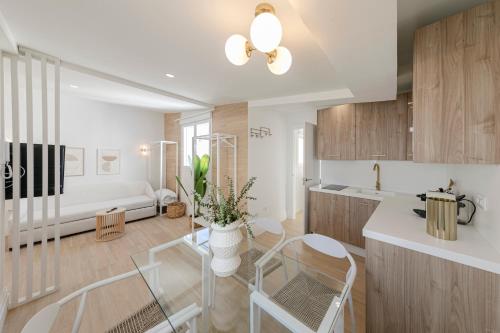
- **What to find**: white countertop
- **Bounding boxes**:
[310,184,388,201]
[310,184,500,274]
[362,194,500,274]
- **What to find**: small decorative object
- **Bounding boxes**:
[97,149,120,175]
[250,127,272,138]
[166,201,186,219]
[65,147,84,176]
[198,177,256,277]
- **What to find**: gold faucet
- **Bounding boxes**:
[373,163,381,191]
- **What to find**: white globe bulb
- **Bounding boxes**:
[250,13,282,53]
[268,46,292,75]
[225,34,250,66]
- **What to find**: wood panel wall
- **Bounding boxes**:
[164,113,181,193]
[212,102,248,193]
[366,238,500,333]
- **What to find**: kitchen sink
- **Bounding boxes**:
[344,187,395,197]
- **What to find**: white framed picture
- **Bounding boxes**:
[97,149,120,175]
[65,147,85,177]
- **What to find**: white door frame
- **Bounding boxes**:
[286,124,303,221]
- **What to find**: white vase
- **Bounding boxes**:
[209,221,243,277]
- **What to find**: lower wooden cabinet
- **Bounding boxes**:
[348,197,379,248]
[309,191,349,241]
[366,239,500,333]
[308,191,379,248]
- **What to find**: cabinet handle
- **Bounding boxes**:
[327,154,340,157]
[360,202,370,206]
[370,154,386,157]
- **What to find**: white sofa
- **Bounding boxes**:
[9,181,156,246]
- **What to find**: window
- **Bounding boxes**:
[183,125,194,167]
[182,120,210,167]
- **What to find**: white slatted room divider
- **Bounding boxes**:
[0,49,61,308]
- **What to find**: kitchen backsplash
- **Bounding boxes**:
[320,160,449,194]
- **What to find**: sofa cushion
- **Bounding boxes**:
[19,195,154,231]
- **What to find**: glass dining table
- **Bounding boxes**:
[131,228,348,333]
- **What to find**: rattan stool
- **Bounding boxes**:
[96,207,126,241]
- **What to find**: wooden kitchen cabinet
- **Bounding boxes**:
[308,191,349,241]
[308,191,379,249]
[406,92,413,161]
[413,2,500,164]
[355,94,408,160]
[355,102,386,160]
[317,104,356,160]
[348,197,379,248]
[366,239,500,333]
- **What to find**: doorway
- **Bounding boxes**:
[291,128,304,221]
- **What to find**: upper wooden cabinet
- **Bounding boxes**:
[317,94,408,161]
[355,95,408,160]
[317,104,356,160]
[407,92,413,161]
[413,2,500,164]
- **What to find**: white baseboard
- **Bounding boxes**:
[0,288,9,332]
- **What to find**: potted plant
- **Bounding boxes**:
[198,176,256,277]
[176,154,210,221]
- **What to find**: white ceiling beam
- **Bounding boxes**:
[17,45,213,109]
[0,9,17,53]
[248,88,354,107]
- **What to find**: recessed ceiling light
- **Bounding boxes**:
[165,73,175,78]
[69,84,79,89]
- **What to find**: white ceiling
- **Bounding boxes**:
[0,0,398,110]
[59,68,205,111]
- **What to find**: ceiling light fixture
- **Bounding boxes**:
[225,2,292,75]
[69,84,79,89]
[165,73,175,78]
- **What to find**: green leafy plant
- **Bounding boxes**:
[176,154,210,217]
[197,176,257,237]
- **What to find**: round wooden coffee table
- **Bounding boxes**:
[95,207,126,241]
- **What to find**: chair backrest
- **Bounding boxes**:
[249,217,284,237]
[303,234,347,258]
[21,303,61,333]
[303,234,357,286]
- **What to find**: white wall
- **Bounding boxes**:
[447,164,500,253]
[60,95,164,187]
[5,92,165,189]
[248,107,288,222]
[248,103,316,222]
[321,160,449,194]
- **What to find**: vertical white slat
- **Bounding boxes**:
[10,56,20,305]
[25,52,34,301]
[54,59,61,288]
[233,136,237,193]
[40,57,48,293]
[160,142,164,215]
[0,51,5,297]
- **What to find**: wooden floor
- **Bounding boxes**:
[4,215,365,333]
